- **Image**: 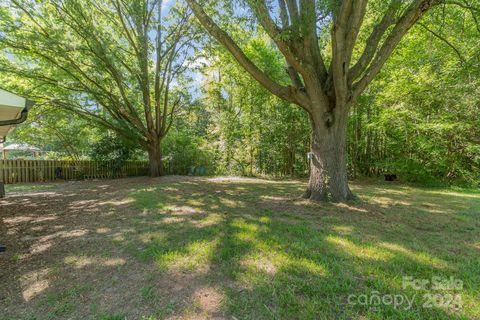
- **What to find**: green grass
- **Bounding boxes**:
[5,177,479,319]
[120,178,480,319]
[99,314,125,320]
[40,285,91,319]
[5,183,56,193]
[141,285,156,302]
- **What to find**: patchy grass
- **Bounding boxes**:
[124,178,480,319]
[1,176,479,319]
[5,183,57,193]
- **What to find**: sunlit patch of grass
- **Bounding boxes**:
[63,255,126,269]
[326,235,395,262]
[186,198,205,206]
[5,183,56,192]
[154,239,218,273]
[378,242,451,270]
[332,225,354,235]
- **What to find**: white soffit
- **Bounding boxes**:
[0,88,29,140]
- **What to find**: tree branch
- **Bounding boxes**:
[349,0,402,82]
[419,22,466,64]
[186,0,310,110]
[352,0,439,100]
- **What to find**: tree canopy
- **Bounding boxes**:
[1,0,479,195]
[0,0,198,176]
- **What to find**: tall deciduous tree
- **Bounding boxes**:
[186,0,478,201]
[0,0,196,176]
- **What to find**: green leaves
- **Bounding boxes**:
[0,0,195,155]
[348,6,480,184]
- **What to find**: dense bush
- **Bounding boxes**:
[162,132,215,175]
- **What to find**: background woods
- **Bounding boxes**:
[0,0,479,188]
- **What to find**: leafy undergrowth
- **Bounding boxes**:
[1,177,479,319]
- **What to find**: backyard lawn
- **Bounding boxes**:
[1,176,479,319]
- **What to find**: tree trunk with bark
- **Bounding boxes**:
[147,140,163,177]
[303,106,354,201]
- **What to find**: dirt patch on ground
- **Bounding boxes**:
[0,176,228,319]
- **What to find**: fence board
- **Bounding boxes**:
[0,160,149,184]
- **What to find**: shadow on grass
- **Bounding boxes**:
[0,178,160,319]
[0,176,478,319]
[123,178,479,319]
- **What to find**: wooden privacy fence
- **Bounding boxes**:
[0,160,149,184]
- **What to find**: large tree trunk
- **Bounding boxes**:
[303,111,355,202]
[147,140,163,177]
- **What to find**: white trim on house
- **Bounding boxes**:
[0,88,31,141]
